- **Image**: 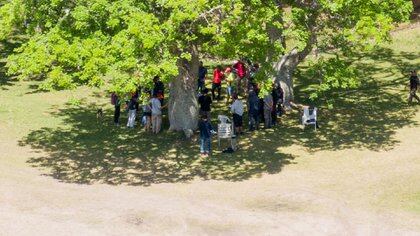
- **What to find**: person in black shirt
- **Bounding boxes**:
[198,61,208,92]
[153,76,165,104]
[271,83,282,126]
[127,97,137,128]
[198,88,213,120]
[408,70,420,104]
[112,93,121,126]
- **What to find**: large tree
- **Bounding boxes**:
[269,0,413,107]
[0,0,281,131]
[0,0,413,129]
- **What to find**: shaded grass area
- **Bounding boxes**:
[292,46,419,151]
[20,104,295,186]
[0,40,16,90]
[5,27,420,186]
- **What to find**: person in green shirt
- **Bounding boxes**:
[225,67,236,104]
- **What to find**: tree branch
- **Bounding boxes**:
[197,5,223,20]
[186,4,224,35]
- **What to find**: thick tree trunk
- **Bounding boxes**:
[168,52,200,133]
[271,4,318,109]
[273,49,300,109]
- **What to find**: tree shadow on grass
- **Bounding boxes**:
[19,47,419,186]
[0,56,17,90]
[277,91,417,152]
[289,48,419,152]
[0,40,21,90]
[0,64,12,90]
[20,104,296,186]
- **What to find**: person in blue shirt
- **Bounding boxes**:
[198,61,208,92]
[248,87,260,131]
[198,114,214,157]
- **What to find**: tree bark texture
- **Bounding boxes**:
[271,3,319,108]
[168,51,200,132]
[273,49,300,108]
[273,23,317,108]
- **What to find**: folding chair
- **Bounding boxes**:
[218,115,231,124]
[217,115,234,149]
[302,107,318,131]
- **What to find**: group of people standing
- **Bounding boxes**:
[198,60,250,102]
[111,76,166,134]
[109,59,286,157]
[197,60,284,156]
[109,62,417,157]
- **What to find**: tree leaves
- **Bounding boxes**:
[306,56,360,105]
[0,0,413,98]
[0,0,24,40]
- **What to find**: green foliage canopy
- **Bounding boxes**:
[0,0,413,98]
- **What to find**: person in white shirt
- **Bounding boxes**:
[142,94,152,132]
[230,93,244,135]
[150,93,166,134]
[126,97,137,128]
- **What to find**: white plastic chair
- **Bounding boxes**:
[218,115,231,124]
[302,107,317,131]
[217,115,234,149]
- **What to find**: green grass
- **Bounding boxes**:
[0,27,419,187]
[405,193,420,213]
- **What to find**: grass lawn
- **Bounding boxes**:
[1,26,419,216]
[406,193,420,213]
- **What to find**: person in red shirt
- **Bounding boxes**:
[233,59,247,95]
[212,65,224,100]
[233,60,246,79]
